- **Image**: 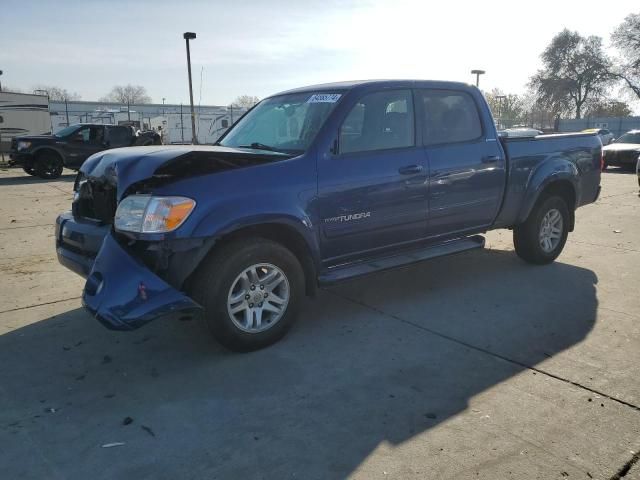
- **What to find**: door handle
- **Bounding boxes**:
[482,155,500,163]
[398,164,423,175]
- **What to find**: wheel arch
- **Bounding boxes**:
[185,221,319,297]
[517,159,579,232]
[33,146,65,164]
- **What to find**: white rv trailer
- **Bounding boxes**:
[0,91,51,151]
[48,102,246,144]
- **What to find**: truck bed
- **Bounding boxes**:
[494,132,602,227]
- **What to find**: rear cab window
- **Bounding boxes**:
[418,89,483,146]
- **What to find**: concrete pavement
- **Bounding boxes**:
[0,166,638,479]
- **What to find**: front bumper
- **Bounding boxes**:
[56,213,203,331]
[8,151,34,166]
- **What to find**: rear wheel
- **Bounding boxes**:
[35,151,63,179]
[513,195,570,265]
[191,238,305,352]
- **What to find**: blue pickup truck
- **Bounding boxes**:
[55,80,602,351]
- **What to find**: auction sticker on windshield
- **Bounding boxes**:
[307,93,342,103]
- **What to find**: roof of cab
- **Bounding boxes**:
[272,79,475,97]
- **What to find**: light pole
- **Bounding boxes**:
[495,94,506,129]
[162,97,166,116]
[471,69,486,88]
[183,32,198,144]
[0,70,3,91]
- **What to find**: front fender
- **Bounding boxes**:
[192,208,320,267]
[516,155,579,224]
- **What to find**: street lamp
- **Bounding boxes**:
[471,69,486,87]
[183,32,198,144]
[0,70,3,91]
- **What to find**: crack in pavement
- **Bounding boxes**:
[325,289,640,414]
[610,450,640,479]
[0,297,81,315]
[0,223,56,231]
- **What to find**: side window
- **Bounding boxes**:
[340,90,414,154]
[419,90,482,145]
[108,126,130,146]
[75,127,90,143]
[88,126,104,144]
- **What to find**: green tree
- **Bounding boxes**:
[585,99,632,117]
[611,12,640,100]
[529,29,613,119]
[484,89,525,128]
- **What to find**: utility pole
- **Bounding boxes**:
[180,103,184,143]
[65,97,70,126]
[183,32,198,144]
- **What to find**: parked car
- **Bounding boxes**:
[582,128,615,146]
[602,130,640,170]
[498,127,543,138]
[9,123,161,179]
[55,80,602,351]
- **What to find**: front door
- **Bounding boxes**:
[65,125,105,168]
[317,89,428,264]
[417,89,506,237]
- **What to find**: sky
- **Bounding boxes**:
[1,0,638,107]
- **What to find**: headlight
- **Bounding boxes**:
[114,195,196,233]
[17,141,32,151]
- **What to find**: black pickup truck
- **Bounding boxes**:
[9,123,161,179]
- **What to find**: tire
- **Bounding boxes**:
[513,195,570,265]
[22,165,37,176]
[190,238,305,352]
[34,151,63,179]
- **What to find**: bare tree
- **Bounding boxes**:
[611,12,640,100]
[529,30,613,119]
[231,95,260,109]
[33,85,81,101]
[100,84,152,104]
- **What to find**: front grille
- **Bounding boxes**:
[72,177,117,224]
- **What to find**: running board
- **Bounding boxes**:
[319,235,485,285]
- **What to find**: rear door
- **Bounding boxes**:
[106,126,133,148]
[417,89,506,237]
[317,89,428,263]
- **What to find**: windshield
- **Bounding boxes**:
[614,132,640,144]
[55,125,81,137]
[220,92,343,154]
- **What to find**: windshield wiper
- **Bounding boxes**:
[238,142,279,152]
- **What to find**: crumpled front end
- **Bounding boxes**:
[82,233,203,331]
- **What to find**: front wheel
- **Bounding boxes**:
[191,238,305,352]
[513,195,570,265]
[22,165,37,176]
[35,151,63,179]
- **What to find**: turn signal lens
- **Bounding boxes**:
[115,195,196,233]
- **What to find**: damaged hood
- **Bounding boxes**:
[80,145,292,199]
